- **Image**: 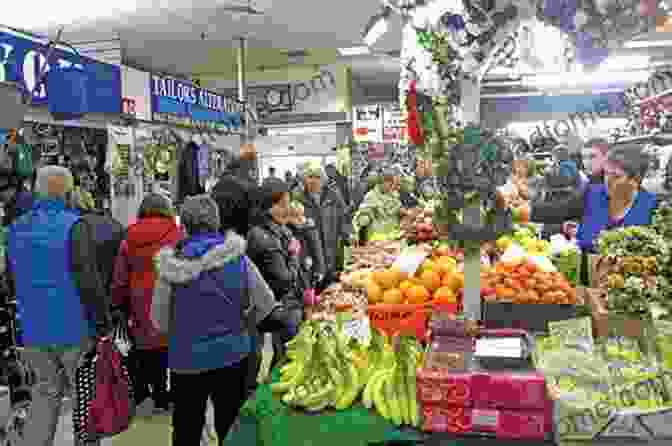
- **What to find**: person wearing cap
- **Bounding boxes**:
[352,167,402,243]
[152,194,295,445]
[292,161,350,287]
[6,166,114,446]
[111,193,183,410]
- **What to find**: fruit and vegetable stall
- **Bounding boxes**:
[228,204,672,446]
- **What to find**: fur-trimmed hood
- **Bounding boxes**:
[154,231,246,284]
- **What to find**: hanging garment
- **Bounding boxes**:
[177,142,204,202]
[197,143,210,188]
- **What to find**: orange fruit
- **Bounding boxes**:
[366,280,383,304]
[399,280,414,295]
[434,287,457,303]
[373,269,400,290]
[382,288,404,305]
[442,272,464,292]
[418,270,442,293]
[406,285,430,304]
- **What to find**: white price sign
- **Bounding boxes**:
[392,249,428,276]
[475,337,523,358]
[342,317,371,345]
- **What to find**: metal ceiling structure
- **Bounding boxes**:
[6,1,672,103]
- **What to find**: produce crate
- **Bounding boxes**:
[481,302,577,333]
[585,285,651,338]
[418,328,555,440]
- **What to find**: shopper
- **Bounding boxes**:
[526,144,657,252]
[287,201,326,293]
[152,194,294,445]
[6,166,111,446]
[247,179,303,352]
[325,163,351,207]
[211,149,263,237]
[292,162,350,287]
[111,193,183,410]
[353,167,403,243]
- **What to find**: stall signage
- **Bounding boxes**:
[150,74,243,126]
[0,29,122,113]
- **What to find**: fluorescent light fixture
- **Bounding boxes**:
[624,40,672,48]
[267,126,334,136]
[338,46,371,56]
[598,55,650,71]
[363,6,391,47]
[523,70,651,88]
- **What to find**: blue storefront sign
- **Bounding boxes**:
[150,74,242,128]
[0,29,121,113]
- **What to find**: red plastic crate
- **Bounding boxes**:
[421,405,472,434]
[416,368,472,406]
[470,372,549,410]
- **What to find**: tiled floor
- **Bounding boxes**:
[33,334,275,446]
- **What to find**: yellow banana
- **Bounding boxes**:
[373,373,391,420]
[363,369,390,409]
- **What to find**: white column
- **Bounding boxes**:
[459,76,482,321]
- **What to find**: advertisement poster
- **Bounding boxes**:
[382,104,407,143]
[353,105,383,143]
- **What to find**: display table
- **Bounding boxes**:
[224,370,558,446]
[225,369,672,446]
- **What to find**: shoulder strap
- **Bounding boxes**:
[240,256,255,335]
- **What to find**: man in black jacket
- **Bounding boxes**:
[211,155,263,237]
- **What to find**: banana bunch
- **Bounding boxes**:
[271,320,366,411]
[363,335,423,427]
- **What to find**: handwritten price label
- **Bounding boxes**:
[343,317,371,345]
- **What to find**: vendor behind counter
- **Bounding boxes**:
[524,144,658,284]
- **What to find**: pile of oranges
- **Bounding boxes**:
[366,256,464,306]
[481,261,577,304]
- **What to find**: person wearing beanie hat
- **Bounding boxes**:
[111,192,183,409]
[292,162,350,289]
[153,193,295,445]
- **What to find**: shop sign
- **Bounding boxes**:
[353,105,383,143]
[0,29,122,113]
[121,97,136,116]
[382,104,406,143]
[150,74,244,126]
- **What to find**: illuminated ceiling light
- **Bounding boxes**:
[362,6,391,47]
[598,55,651,70]
[624,40,672,48]
[522,70,652,88]
[338,46,371,56]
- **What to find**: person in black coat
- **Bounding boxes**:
[211,156,263,237]
[247,179,303,366]
[286,201,326,292]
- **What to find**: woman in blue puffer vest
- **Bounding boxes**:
[152,194,295,445]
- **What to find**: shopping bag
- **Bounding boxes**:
[73,347,96,444]
[87,338,135,439]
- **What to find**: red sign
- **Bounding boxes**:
[122,97,136,116]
